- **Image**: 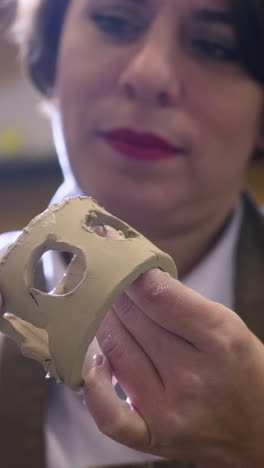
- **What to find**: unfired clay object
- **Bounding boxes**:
[0,197,177,389]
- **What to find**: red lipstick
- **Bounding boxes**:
[100,128,181,161]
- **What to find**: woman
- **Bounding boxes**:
[1,0,264,467]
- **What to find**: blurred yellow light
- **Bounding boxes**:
[0,127,25,157]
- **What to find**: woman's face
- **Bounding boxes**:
[55,0,264,231]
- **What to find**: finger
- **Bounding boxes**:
[97,309,164,407]
[125,268,233,352]
[112,292,200,381]
[88,224,126,240]
[83,354,150,449]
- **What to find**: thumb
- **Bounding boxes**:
[83,354,150,449]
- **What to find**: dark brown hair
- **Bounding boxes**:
[16,0,69,96]
[232,0,264,84]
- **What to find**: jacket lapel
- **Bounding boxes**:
[0,260,48,468]
[0,336,47,468]
[234,193,264,340]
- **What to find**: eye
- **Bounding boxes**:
[191,38,239,63]
[90,12,145,41]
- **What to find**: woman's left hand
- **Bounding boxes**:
[83,268,264,467]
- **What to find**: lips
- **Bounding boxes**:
[100,128,182,161]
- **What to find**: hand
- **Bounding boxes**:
[83,268,264,467]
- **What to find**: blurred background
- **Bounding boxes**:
[0,3,62,235]
[0,6,263,235]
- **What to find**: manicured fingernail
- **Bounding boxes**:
[92,354,104,367]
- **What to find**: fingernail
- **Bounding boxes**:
[92,354,104,368]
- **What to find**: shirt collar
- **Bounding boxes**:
[182,202,243,309]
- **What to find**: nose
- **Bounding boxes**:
[119,30,184,108]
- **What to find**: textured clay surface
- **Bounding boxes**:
[0,197,177,389]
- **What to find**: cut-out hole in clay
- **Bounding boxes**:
[28,245,87,296]
[87,225,126,240]
[85,211,139,239]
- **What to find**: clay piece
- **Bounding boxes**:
[0,197,177,389]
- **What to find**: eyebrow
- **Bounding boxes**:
[192,9,234,25]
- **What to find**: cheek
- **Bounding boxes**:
[193,82,263,168]
[56,45,128,156]
[57,35,127,104]
[56,58,97,159]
